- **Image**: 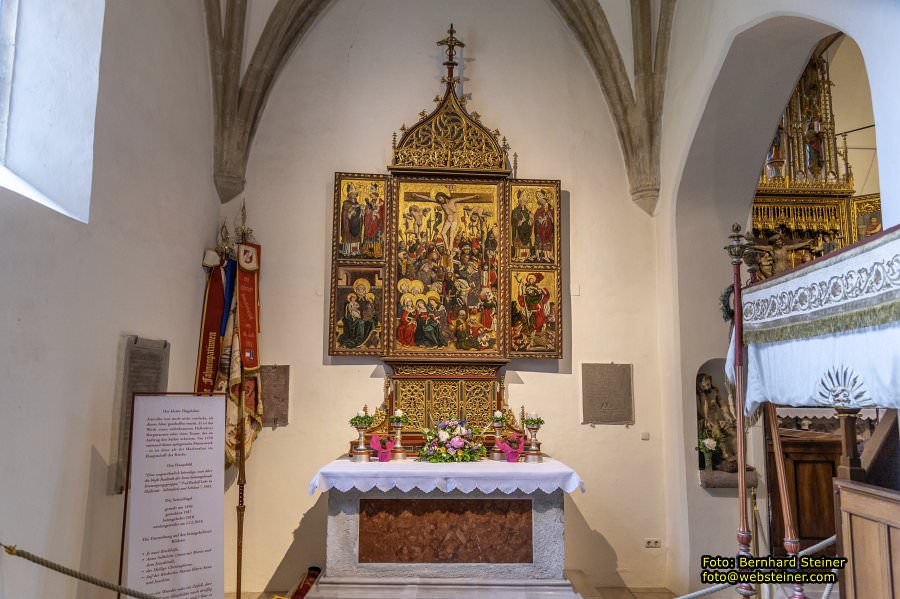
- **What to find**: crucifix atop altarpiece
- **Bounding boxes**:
[327,26,563,443]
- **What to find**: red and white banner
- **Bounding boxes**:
[194,252,226,393]
[236,243,261,371]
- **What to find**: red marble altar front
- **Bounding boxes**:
[358,498,533,563]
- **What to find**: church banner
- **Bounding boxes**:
[194,250,226,394]
[236,243,261,370]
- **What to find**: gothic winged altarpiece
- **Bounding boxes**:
[751,52,882,279]
[327,27,563,445]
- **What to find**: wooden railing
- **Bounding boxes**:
[862,409,900,490]
[833,478,900,598]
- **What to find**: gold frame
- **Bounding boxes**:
[387,175,508,359]
[329,265,388,356]
[508,266,563,359]
[849,193,882,244]
[328,173,391,356]
[506,179,562,358]
[330,172,391,264]
[509,179,562,267]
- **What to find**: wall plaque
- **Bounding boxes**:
[581,363,634,425]
[113,335,169,494]
[260,364,290,426]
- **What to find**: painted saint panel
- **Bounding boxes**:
[850,194,882,243]
[330,266,385,354]
[509,180,560,266]
[333,174,389,260]
[509,269,561,358]
[391,179,504,356]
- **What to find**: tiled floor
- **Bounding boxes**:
[564,570,675,598]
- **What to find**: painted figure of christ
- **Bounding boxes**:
[406,191,491,247]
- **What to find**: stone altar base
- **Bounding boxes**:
[307,488,579,598]
[307,577,581,598]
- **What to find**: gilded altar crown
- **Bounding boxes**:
[389,25,511,176]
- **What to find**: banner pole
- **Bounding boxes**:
[236,381,246,598]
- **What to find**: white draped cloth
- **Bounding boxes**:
[727,321,900,416]
[309,457,585,495]
[726,226,900,415]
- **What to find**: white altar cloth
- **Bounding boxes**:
[308,457,585,495]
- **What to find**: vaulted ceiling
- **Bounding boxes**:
[204,0,676,215]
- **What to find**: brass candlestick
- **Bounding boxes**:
[524,423,543,463]
[390,421,407,460]
[490,422,505,461]
[350,425,370,463]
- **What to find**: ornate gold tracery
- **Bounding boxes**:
[390,87,508,174]
[389,24,509,176]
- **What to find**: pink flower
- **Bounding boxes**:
[449,436,465,449]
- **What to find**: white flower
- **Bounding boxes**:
[527,411,536,419]
[394,409,404,417]
[357,410,365,417]
[703,438,717,451]
[438,430,450,442]
[494,410,503,418]
[455,425,465,436]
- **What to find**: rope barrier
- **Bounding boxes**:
[1,541,161,599]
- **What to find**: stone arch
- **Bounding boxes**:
[670,15,864,590]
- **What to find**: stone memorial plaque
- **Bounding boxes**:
[260,364,290,427]
[581,363,634,425]
[113,336,170,494]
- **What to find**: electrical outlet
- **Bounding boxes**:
[644,538,662,548]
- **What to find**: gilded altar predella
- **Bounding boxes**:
[327,26,563,362]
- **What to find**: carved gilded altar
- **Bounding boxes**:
[752,49,882,278]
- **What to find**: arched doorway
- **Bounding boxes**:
[673,16,851,591]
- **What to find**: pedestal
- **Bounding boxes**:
[307,458,584,598]
[308,488,578,598]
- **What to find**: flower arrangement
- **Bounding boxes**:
[370,434,394,462]
[495,433,525,463]
[491,410,505,425]
[389,409,408,425]
[349,409,374,428]
[418,419,486,463]
[697,429,722,470]
[523,412,544,427]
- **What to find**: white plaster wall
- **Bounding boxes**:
[223,0,668,592]
[653,0,900,593]
[0,2,217,598]
[828,37,880,197]
[5,0,104,222]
